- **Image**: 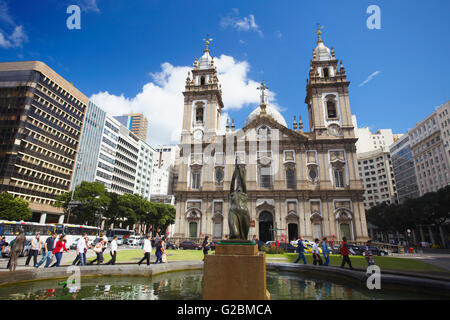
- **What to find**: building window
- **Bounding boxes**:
[191,171,201,189]
[200,76,205,85]
[323,67,329,78]
[334,169,345,188]
[327,100,337,118]
[286,168,296,189]
[260,166,272,188]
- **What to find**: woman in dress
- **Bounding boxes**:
[154,240,164,264]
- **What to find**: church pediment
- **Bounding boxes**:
[243,116,309,142]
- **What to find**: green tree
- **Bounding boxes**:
[0,192,32,221]
[54,181,110,226]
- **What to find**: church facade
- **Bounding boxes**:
[173,34,369,243]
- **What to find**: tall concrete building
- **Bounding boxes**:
[134,140,155,201]
[389,134,420,203]
[0,61,88,223]
[409,106,450,195]
[174,32,369,242]
[71,101,106,190]
[436,101,450,177]
[153,145,180,196]
[114,113,148,141]
[357,147,398,210]
[352,115,403,153]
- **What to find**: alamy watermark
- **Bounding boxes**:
[366,5,381,30]
[366,265,381,290]
[66,5,81,30]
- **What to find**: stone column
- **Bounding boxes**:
[39,213,47,224]
[223,198,229,237]
[58,214,65,224]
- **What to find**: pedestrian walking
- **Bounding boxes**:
[154,240,164,264]
[73,233,88,266]
[202,236,209,261]
[294,237,307,264]
[8,229,26,271]
[0,237,7,258]
[312,238,323,265]
[51,234,68,267]
[105,236,118,265]
[138,234,152,266]
[35,232,56,268]
[364,240,375,266]
[340,237,353,269]
[25,233,41,267]
[101,232,108,253]
[321,237,330,266]
[89,240,104,265]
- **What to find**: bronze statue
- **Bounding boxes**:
[8,228,26,271]
[228,160,250,240]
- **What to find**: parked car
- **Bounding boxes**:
[354,245,388,256]
[303,242,323,254]
[70,238,80,250]
[165,241,178,250]
[277,242,297,253]
[208,241,217,251]
[179,241,201,250]
[124,235,141,246]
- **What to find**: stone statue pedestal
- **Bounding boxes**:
[202,243,270,300]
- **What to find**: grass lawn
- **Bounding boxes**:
[273,253,448,275]
[87,249,449,276]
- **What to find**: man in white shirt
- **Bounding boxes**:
[75,233,87,266]
[106,236,118,265]
[138,234,152,266]
[312,238,323,266]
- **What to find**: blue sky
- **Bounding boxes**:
[1,0,449,145]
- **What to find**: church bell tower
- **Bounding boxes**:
[181,38,224,144]
[305,26,355,139]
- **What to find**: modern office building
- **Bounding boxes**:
[153,145,180,196]
[71,101,106,190]
[150,167,170,195]
[94,115,120,190]
[114,113,148,141]
[352,115,403,153]
[389,134,420,203]
[0,61,88,224]
[110,123,140,195]
[134,140,155,201]
[409,108,449,195]
[357,147,398,210]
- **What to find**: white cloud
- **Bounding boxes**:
[220,8,263,38]
[0,1,27,49]
[274,30,282,39]
[76,0,100,13]
[90,55,278,146]
[359,70,381,87]
[0,25,27,48]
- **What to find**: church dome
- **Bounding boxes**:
[244,104,287,127]
[198,51,212,69]
[315,41,331,61]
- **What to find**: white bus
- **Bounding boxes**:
[0,220,54,243]
[106,228,135,244]
[54,224,100,247]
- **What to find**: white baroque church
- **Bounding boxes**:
[173,32,369,243]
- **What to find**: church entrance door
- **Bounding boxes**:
[259,211,273,243]
[288,223,298,242]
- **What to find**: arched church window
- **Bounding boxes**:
[327,100,337,119]
[191,170,201,189]
[323,68,329,78]
[200,76,205,85]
